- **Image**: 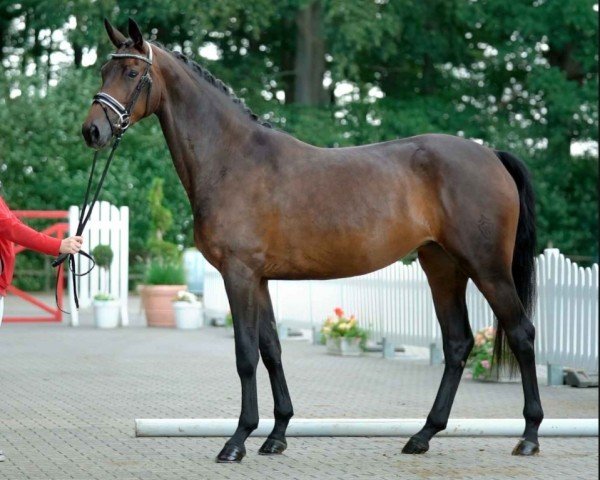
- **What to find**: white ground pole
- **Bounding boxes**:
[135,418,598,437]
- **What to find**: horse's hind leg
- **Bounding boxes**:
[473,271,543,455]
[257,280,294,455]
[403,243,473,454]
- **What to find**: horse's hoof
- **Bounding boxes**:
[216,444,246,463]
[402,437,429,454]
[258,438,287,455]
[511,439,539,456]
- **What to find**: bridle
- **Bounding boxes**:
[93,43,154,137]
[51,42,154,312]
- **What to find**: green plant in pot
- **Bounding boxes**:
[140,178,187,327]
[92,244,120,328]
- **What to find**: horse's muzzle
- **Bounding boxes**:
[82,119,112,150]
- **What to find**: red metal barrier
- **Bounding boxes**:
[3,210,69,323]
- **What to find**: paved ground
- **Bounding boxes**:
[0,294,597,479]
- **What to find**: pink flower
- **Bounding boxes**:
[334,307,344,318]
[475,333,485,347]
[481,360,490,369]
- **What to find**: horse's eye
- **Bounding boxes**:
[128,70,139,78]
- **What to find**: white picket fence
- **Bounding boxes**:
[202,249,598,372]
[68,202,129,326]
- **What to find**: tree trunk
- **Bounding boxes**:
[546,43,584,84]
[293,1,326,106]
[73,42,82,68]
[421,53,435,94]
[280,16,296,104]
[46,41,52,88]
[545,43,582,161]
[0,20,5,63]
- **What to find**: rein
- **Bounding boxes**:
[52,43,153,313]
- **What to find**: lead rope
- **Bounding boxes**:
[52,136,122,313]
[52,43,153,314]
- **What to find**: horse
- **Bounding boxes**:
[82,19,544,463]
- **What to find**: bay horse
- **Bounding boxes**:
[82,19,543,462]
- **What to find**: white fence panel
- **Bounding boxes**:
[202,265,229,323]
[201,248,598,371]
[68,202,129,327]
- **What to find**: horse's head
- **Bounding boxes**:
[82,18,160,149]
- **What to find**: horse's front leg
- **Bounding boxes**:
[216,263,261,463]
[257,280,293,455]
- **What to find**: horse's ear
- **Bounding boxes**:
[104,18,126,48]
[128,18,144,51]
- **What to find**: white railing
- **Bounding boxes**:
[68,202,129,326]
[202,248,598,372]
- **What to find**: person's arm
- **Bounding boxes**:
[0,198,83,255]
[0,214,62,256]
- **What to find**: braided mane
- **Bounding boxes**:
[151,42,271,128]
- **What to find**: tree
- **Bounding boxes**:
[0,0,597,275]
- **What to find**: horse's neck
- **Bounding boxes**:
[154,53,257,202]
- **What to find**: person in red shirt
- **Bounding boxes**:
[0,195,83,461]
[0,195,83,322]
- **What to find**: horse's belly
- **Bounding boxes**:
[265,220,429,280]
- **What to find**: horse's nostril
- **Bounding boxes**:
[90,123,100,142]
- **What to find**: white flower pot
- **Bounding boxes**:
[93,300,120,329]
[326,336,362,356]
[173,302,203,330]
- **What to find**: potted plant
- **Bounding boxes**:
[139,178,187,327]
[141,260,186,327]
[172,290,203,329]
[92,244,120,328]
[321,308,367,356]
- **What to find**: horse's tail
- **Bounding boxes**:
[493,150,537,374]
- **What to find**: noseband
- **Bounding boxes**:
[93,43,153,137]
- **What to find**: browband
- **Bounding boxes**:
[111,43,153,65]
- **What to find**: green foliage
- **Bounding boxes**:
[94,292,115,301]
[12,252,48,291]
[148,178,173,238]
[92,245,113,270]
[0,0,597,272]
[145,178,182,265]
[146,238,181,265]
[466,326,496,381]
[144,261,186,286]
[143,176,184,281]
[0,68,192,283]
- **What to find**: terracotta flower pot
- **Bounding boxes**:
[140,285,187,327]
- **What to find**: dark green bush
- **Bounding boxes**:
[144,261,186,285]
[92,245,114,270]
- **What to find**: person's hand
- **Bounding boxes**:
[59,236,83,255]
